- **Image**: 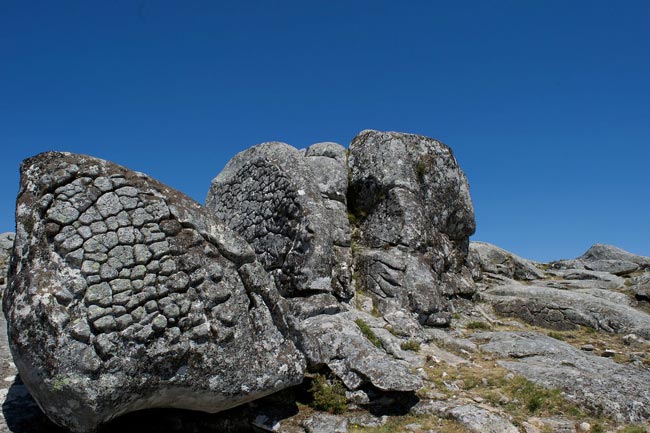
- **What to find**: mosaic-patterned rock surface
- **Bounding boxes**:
[3,152,305,433]
[206,142,352,299]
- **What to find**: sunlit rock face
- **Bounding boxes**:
[206,141,353,300]
[348,130,477,325]
[3,152,304,433]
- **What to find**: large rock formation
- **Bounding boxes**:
[3,133,650,432]
[205,138,423,395]
[551,243,650,276]
[3,152,305,432]
[206,142,352,299]
[348,130,476,325]
[3,130,480,431]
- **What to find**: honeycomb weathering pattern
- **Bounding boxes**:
[206,142,353,299]
[3,152,305,433]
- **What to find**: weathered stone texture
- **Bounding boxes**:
[206,142,352,300]
[348,130,476,323]
[3,152,304,433]
[0,232,13,289]
[470,241,544,280]
[481,283,650,338]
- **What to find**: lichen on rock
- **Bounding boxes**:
[3,152,305,433]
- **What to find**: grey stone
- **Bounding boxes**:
[300,412,348,433]
[630,271,650,300]
[348,130,476,322]
[297,313,421,392]
[447,405,519,433]
[0,232,14,289]
[477,331,650,423]
[3,151,305,433]
[550,244,649,276]
[579,243,650,267]
[206,141,352,299]
[470,241,544,280]
[481,282,650,338]
[583,259,639,276]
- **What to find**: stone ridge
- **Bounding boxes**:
[4,151,304,433]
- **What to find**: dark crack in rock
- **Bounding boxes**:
[3,152,305,433]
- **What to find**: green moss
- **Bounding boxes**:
[355,319,382,348]
[547,331,566,341]
[621,426,648,433]
[415,159,427,179]
[400,340,421,352]
[466,321,491,330]
[309,374,347,414]
[52,376,70,391]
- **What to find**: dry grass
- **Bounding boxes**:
[423,355,612,428]
[349,414,469,433]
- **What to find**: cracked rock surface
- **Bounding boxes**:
[3,152,305,432]
[348,130,476,324]
[481,283,650,338]
[206,142,352,300]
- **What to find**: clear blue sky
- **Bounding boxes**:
[1,1,648,262]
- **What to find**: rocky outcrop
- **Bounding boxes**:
[205,139,423,395]
[470,241,544,280]
[206,142,352,300]
[476,331,650,423]
[551,244,649,276]
[348,130,476,325]
[3,152,305,432]
[296,312,421,392]
[481,282,650,338]
[0,131,493,431]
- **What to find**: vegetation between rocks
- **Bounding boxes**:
[355,319,382,348]
[308,374,347,414]
[399,340,421,351]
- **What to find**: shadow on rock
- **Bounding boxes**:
[100,407,256,433]
[366,390,420,417]
[1,375,262,433]
[2,375,65,433]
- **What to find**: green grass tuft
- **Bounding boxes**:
[466,321,491,330]
[547,331,566,341]
[309,374,347,414]
[621,426,648,433]
[400,340,421,351]
[355,319,382,348]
